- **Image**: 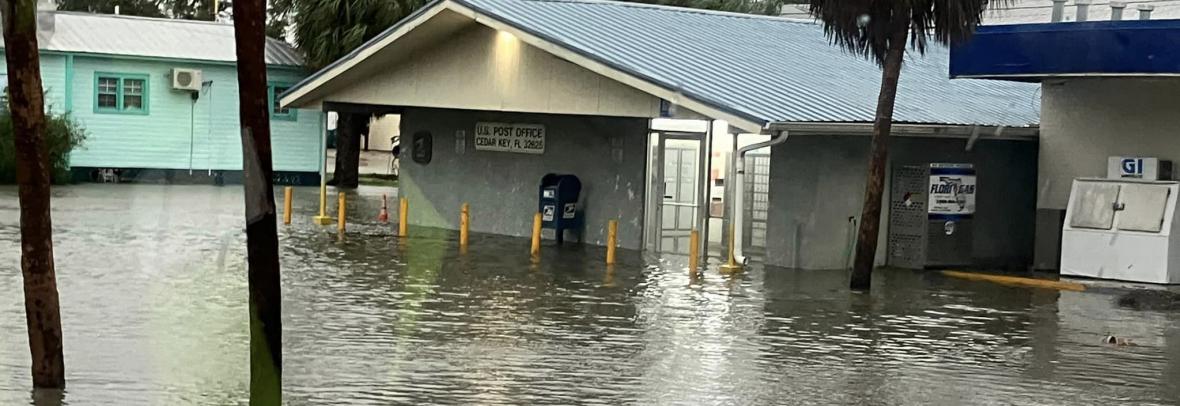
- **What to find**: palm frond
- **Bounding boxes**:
[807,0,1010,66]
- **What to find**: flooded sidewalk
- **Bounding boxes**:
[2,184,1180,405]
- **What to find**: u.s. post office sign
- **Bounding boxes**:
[474,122,545,154]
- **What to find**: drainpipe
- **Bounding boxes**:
[1137,4,1154,19]
[1110,1,1125,20]
[1075,0,1091,22]
[1050,0,1068,22]
[730,130,789,265]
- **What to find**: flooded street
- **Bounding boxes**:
[2,184,1180,405]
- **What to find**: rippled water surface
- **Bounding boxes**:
[3,184,1180,405]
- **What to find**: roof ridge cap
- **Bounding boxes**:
[48,10,233,28]
[500,0,818,25]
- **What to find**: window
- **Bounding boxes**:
[267,83,296,121]
[94,73,149,114]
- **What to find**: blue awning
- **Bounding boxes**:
[950,19,1180,81]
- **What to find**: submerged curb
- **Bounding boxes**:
[941,270,1087,292]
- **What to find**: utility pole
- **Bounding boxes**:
[0,0,66,389]
[231,0,282,403]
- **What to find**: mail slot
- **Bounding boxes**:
[538,173,582,244]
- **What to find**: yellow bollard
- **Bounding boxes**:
[312,181,332,225]
[606,219,618,265]
[398,197,409,237]
[719,224,743,274]
[460,203,470,250]
[337,192,346,233]
[530,212,542,258]
[689,229,700,277]
[282,186,293,225]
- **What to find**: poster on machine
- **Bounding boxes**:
[474,122,546,154]
[927,164,976,216]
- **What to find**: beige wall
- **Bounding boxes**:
[1038,78,1180,209]
[325,23,663,118]
[367,115,400,151]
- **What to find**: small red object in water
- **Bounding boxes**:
[378,194,390,223]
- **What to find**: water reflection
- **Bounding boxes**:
[1,184,1179,405]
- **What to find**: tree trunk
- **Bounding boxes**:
[330,113,364,188]
[1,0,66,389]
[231,0,282,403]
[849,22,910,291]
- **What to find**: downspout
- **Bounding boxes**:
[206,81,214,175]
[63,54,74,175]
[63,54,73,113]
[730,129,789,264]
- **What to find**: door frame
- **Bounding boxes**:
[644,129,712,254]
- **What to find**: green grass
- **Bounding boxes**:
[325,173,399,187]
[358,174,398,187]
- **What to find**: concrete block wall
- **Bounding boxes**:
[765,134,1038,270]
[398,107,648,249]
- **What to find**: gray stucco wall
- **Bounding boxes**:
[1034,78,1180,269]
[765,135,1038,270]
[399,107,648,249]
[1038,78,1180,210]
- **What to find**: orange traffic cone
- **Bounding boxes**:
[378,194,390,223]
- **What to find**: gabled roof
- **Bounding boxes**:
[283,0,1039,131]
[0,11,303,67]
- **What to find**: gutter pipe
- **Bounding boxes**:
[730,130,789,265]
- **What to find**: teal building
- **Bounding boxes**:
[1,10,322,184]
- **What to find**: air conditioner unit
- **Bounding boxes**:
[171,68,202,91]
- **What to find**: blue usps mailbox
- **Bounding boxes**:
[538,173,582,244]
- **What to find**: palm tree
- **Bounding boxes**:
[231,0,283,401]
[806,0,1000,290]
[1,0,66,388]
[266,0,424,188]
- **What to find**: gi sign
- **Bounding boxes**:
[474,122,545,154]
[928,164,976,216]
[1107,156,1171,180]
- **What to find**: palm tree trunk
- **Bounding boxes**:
[1,0,66,389]
[231,0,282,403]
[849,23,910,291]
[330,113,363,188]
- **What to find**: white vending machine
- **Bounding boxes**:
[1061,176,1180,284]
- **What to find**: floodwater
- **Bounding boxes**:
[2,184,1180,405]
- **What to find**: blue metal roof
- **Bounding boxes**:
[461,0,1039,127]
[3,11,303,66]
[951,20,1180,80]
[290,0,1040,127]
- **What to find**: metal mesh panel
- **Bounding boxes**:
[888,165,928,269]
[744,152,771,250]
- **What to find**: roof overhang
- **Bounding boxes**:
[768,122,1039,141]
[279,0,767,133]
[950,20,1180,82]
